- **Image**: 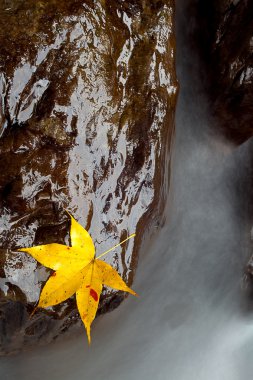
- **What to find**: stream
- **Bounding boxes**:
[1,1,253,379]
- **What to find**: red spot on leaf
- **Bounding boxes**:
[89,288,98,302]
[86,285,90,288]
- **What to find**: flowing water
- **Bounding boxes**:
[1,1,253,379]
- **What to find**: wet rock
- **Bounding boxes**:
[0,0,177,354]
[196,1,253,144]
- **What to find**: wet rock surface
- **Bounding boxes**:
[196,0,253,144]
[0,0,177,354]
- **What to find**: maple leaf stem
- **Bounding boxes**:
[29,306,38,319]
[96,234,136,259]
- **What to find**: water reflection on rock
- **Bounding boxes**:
[0,0,177,354]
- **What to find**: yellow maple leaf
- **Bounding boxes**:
[19,212,137,343]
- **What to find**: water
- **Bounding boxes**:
[1,1,253,379]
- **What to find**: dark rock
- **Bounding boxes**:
[0,0,177,354]
[196,0,253,144]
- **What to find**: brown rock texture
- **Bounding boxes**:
[196,0,253,144]
[0,0,177,354]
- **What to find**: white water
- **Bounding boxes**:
[1,2,253,379]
